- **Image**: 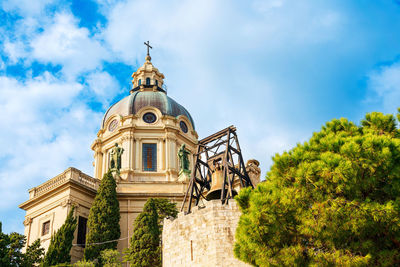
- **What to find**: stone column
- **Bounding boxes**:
[94,151,103,179]
[171,138,177,170]
[102,149,109,178]
[23,217,33,246]
[135,138,141,171]
[165,137,170,172]
[92,140,103,179]
[121,135,130,171]
[129,135,134,170]
[158,138,164,171]
[165,133,177,170]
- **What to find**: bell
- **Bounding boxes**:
[206,166,224,200]
[206,165,237,200]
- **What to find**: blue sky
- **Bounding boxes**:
[1,0,400,234]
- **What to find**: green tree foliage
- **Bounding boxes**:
[100,249,121,266]
[7,232,25,266]
[84,170,121,263]
[42,206,77,266]
[0,222,9,265]
[23,239,45,266]
[151,198,178,234]
[73,260,95,266]
[0,222,44,266]
[124,198,161,267]
[235,111,400,266]
[124,198,178,266]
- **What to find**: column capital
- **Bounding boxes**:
[23,217,32,226]
[165,133,177,141]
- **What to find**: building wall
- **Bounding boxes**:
[19,167,188,263]
[20,57,200,265]
[115,188,186,254]
[92,106,198,183]
[162,200,251,267]
[19,168,97,262]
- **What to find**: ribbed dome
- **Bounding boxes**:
[102,91,195,129]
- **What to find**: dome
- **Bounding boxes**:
[102,90,195,129]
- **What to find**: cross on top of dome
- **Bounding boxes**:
[131,41,165,92]
[144,40,152,61]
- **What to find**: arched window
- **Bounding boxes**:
[155,80,158,86]
[146,77,150,85]
[138,79,141,85]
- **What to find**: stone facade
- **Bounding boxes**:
[19,167,98,262]
[19,55,197,262]
[19,53,260,265]
[162,200,251,267]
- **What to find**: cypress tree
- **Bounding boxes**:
[124,198,160,267]
[42,206,77,266]
[151,198,178,235]
[84,170,121,263]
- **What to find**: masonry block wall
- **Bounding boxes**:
[162,199,251,267]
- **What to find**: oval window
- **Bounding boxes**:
[108,119,118,132]
[143,112,157,123]
[180,121,188,133]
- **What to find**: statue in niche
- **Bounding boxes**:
[110,143,124,172]
[178,144,190,173]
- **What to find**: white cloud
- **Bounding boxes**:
[367,62,400,113]
[3,40,28,64]
[100,0,346,175]
[0,74,101,217]
[31,13,109,79]
[3,0,391,234]
[102,0,220,63]
[86,70,120,106]
[2,0,54,16]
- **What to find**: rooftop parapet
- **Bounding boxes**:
[27,167,99,199]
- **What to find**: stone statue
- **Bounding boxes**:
[110,143,124,172]
[246,159,261,186]
[178,144,190,173]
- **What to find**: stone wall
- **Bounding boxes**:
[162,199,251,267]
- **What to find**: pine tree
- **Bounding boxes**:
[84,170,121,263]
[42,206,77,266]
[234,111,400,266]
[7,232,25,266]
[124,198,160,267]
[0,223,44,266]
[0,222,11,266]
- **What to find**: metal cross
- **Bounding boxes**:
[144,41,152,56]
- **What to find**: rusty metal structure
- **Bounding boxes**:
[181,126,253,213]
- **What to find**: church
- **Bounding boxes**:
[18,44,260,264]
